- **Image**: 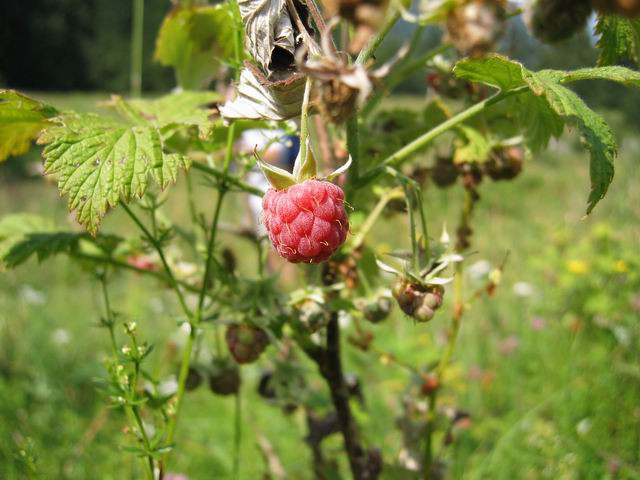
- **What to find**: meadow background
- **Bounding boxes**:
[1,1,640,479]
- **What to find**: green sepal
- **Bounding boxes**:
[294,139,317,182]
[256,157,297,190]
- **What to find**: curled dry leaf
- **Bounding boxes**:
[220,62,306,121]
[239,0,303,78]
[223,0,321,121]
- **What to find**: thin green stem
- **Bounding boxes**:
[344,6,401,197]
[233,388,242,479]
[403,184,419,273]
[416,188,430,265]
[185,172,201,229]
[361,43,451,118]
[165,325,195,449]
[346,117,360,186]
[191,162,263,197]
[355,87,529,189]
[298,76,313,171]
[130,0,144,97]
[73,252,201,295]
[424,190,472,479]
[351,187,403,250]
[121,202,192,317]
[355,9,402,66]
[99,275,119,357]
[197,186,227,314]
[99,275,154,479]
[197,123,236,314]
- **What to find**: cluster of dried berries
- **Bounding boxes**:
[446,0,507,57]
[184,358,241,396]
[392,278,445,323]
[430,145,525,190]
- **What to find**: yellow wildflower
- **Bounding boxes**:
[567,260,589,275]
[614,260,628,273]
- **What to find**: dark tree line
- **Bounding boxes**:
[0,0,173,92]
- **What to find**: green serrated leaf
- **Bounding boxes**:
[154,4,237,89]
[111,91,221,140]
[0,214,55,270]
[0,90,58,162]
[453,54,526,91]
[513,92,565,152]
[0,214,123,269]
[38,114,191,235]
[595,14,640,66]
[5,233,82,268]
[560,66,640,87]
[453,126,492,164]
[523,70,616,214]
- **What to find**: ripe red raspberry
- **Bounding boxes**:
[262,180,349,264]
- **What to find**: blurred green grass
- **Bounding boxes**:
[1,93,639,479]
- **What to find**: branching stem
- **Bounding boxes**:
[355,87,529,189]
[121,202,192,318]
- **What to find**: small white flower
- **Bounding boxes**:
[51,329,71,347]
[576,418,592,436]
[20,285,46,306]
[158,375,179,397]
[468,260,491,280]
[512,281,534,297]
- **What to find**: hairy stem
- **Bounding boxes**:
[99,275,155,479]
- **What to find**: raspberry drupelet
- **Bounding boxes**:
[262,179,349,264]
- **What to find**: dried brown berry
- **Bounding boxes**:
[392,279,445,322]
[356,294,394,323]
[446,0,507,57]
[526,0,592,44]
[592,0,640,17]
[485,145,524,181]
[226,324,270,364]
[209,360,241,396]
[431,156,459,188]
[185,367,203,392]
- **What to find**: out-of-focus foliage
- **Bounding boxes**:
[0,0,174,92]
